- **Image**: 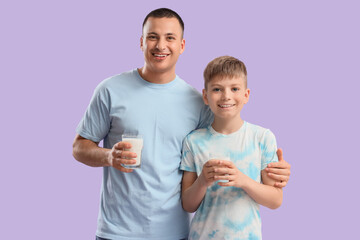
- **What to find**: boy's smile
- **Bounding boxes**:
[203,76,250,125]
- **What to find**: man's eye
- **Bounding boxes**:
[147,36,157,40]
[167,36,175,40]
[232,88,239,91]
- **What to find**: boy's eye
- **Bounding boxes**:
[212,88,221,92]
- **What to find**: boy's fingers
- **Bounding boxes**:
[219,160,233,167]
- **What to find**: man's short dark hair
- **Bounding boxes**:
[142,8,184,37]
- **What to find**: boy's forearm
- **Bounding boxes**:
[241,178,283,209]
[182,176,208,213]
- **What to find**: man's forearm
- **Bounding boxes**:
[72,135,110,167]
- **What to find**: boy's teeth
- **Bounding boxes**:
[219,104,233,107]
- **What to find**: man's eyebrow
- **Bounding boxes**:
[146,32,178,37]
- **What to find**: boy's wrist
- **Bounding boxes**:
[198,173,210,188]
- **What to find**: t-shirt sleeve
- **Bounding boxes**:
[76,83,111,143]
[197,104,213,129]
[180,135,196,172]
[260,129,279,170]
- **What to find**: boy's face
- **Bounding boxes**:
[203,76,250,121]
[141,17,185,75]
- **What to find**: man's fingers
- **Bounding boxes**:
[267,172,289,182]
[277,148,284,161]
[118,166,134,173]
[267,160,290,170]
[274,180,287,188]
[113,149,137,159]
[115,141,132,150]
[266,166,290,176]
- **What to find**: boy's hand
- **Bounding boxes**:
[199,160,224,187]
[265,148,291,187]
[213,160,248,188]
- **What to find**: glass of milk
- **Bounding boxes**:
[209,152,231,183]
[121,134,143,168]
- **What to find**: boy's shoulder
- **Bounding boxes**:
[245,121,276,140]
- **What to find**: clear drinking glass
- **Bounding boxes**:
[121,134,143,168]
[209,152,231,183]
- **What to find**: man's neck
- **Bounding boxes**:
[138,67,176,84]
[211,116,244,135]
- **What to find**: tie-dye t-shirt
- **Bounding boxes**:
[180,121,278,240]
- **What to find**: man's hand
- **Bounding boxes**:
[108,142,137,173]
[265,148,291,188]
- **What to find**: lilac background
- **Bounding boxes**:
[1,0,359,239]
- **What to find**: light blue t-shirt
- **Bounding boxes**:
[180,122,278,240]
[76,69,212,240]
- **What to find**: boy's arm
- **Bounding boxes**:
[181,160,222,212]
[216,160,283,209]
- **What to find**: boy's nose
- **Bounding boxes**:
[221,89,231,100]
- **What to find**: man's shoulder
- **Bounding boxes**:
[176,76,202,95]
[99,69,136,87]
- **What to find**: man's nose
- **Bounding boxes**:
[156,38,166,51]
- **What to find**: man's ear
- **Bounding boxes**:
[140,36,144,51]
[180,38,185,54]
[202,89,209,105]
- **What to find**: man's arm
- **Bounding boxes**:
[72,134,136,173]
[265,148,291,187]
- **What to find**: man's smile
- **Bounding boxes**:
[152,52,170,59]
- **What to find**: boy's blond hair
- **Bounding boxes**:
[203,56,247,89]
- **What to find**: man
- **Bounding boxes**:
[72,8,291,240]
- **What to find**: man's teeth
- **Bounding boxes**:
[154,54,167,57]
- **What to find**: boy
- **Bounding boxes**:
[180,56,283,239]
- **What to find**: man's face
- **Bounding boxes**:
[203,76,250,121]
[141,17,185,75]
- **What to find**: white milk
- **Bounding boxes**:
[122,136,143,168]
[209,152,231,183]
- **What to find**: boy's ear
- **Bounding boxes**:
[202,89,209,105]
[244,89,250,104]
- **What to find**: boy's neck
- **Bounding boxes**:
[211,116,244,135]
